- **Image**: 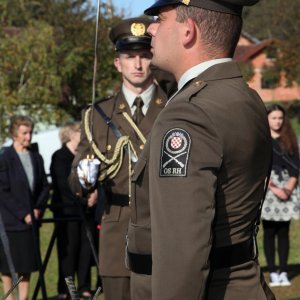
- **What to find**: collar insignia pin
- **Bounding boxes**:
[119,103,126,110]
[195,80,203,86]
[181,0,190,5]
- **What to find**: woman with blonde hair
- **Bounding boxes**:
[50,122,97,299]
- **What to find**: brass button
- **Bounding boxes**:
[139,144,144,150]
[129,201,131,206]
[102,216,105,220]
[106,144,112,151]
[155,98,162,105]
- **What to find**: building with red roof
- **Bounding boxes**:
[234,33,300,102]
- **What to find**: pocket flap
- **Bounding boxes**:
[127,221,151,254]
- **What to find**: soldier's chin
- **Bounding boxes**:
[133,82,147,88]
[132,78,152,88]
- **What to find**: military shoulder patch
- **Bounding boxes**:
[160,128,191,177]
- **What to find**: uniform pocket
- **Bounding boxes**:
[127,222,151,254]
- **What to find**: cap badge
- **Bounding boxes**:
[131,23,146,36]
[181,0,190,5]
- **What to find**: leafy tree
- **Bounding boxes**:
[0,0,123,143]
[243,0,300,85]
[0,21,67,142]
[238,62,254,82]
[261,65,281,89]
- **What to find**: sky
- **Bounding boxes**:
[94,0,155,17]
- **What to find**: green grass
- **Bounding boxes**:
[257,220,300,300]
[29,212,104,300]
[0,210,104,300]
[1,211,300,299]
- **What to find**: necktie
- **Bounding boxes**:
[133,97,144,125]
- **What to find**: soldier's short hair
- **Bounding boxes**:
[176,5,242,57]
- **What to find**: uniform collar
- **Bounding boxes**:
[122,83,156,111]
[178,58,233,90]
[167,58,232,105]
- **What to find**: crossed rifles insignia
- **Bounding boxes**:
[160,128,191,177]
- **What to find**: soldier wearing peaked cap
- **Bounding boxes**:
[126,1,276,299]
[68,17,170,300]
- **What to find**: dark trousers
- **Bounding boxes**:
[262,220,290,273]
[56,216,97,294]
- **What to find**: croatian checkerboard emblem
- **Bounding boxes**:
[160,128,191,177]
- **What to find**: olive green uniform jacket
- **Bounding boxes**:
[69,86,167,277]
[128,62,275,299]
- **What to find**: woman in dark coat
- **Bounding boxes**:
[0,115,49,300]
[50,122,98,299]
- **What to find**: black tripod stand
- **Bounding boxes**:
[32,201,101,300]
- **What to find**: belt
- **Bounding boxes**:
[128,239,254,275]
[210,238,255,269]
[107,194,129,207]
[128,252,152,275]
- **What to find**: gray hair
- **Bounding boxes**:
[9,115,34,137]
[59,122,81,144]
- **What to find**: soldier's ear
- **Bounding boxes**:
[182,18,197,48]
[114,57,122,73]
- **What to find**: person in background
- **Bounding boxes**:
[50,122,98,299]
[0,115,49,300]
[68,17,169,300]
[126,0,275,299]
[261,104,300,287]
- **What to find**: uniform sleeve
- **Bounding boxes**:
[149,101,223,299]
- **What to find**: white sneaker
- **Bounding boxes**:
[269,272,281,287]
[279,272,291,286]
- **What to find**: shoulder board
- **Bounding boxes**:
[178,79,207,103]
[94,95,114,106]
[84,95,115,110]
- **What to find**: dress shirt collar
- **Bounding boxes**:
[122,83,155,112]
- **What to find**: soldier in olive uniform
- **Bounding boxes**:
[69,18,168,300]
[127,1,275,300]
